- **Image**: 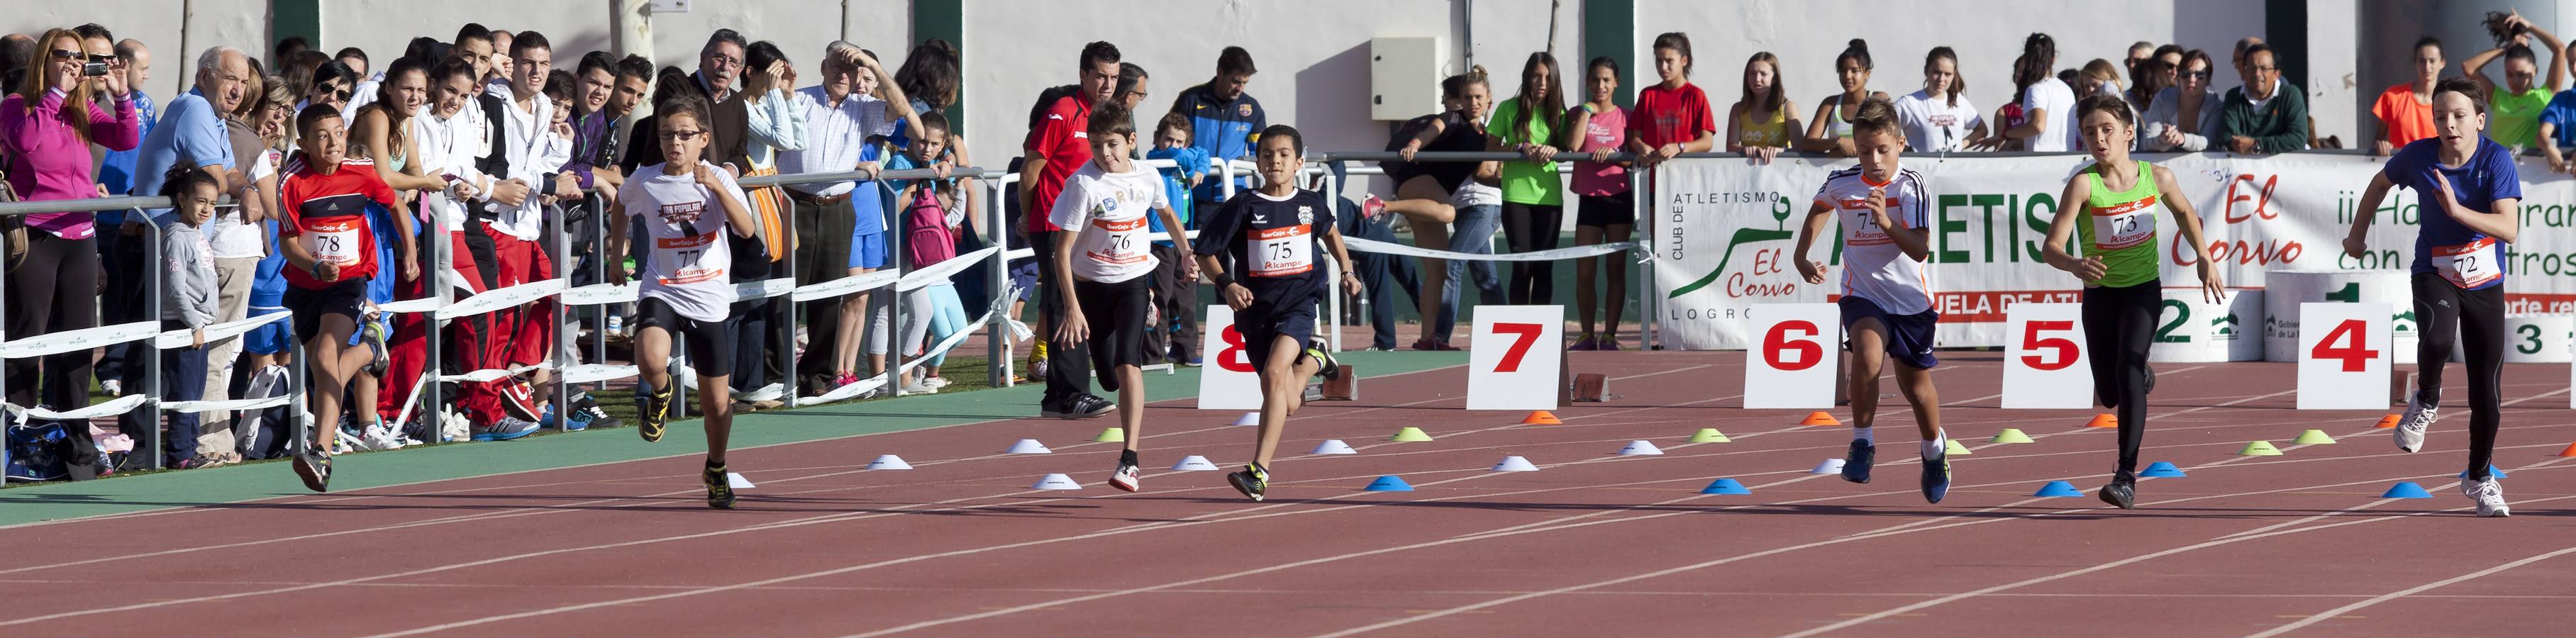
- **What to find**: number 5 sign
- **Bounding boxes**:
[2004,303,2094,409]
[2298,302,2391,410]
[1467,306,1566,410]
[1196,305,1262,410]
[1744,303,1840,408]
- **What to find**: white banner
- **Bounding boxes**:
[1653,152,2576,349]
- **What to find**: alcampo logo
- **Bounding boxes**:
[1668,194,1799,298]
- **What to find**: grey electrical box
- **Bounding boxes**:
[1370,36,1443,121]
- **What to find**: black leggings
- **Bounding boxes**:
[2412,274,2506,481]
[2082,280,2159,478]
[6,233,101,410]
[1501,202,1562,304]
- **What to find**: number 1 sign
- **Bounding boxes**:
[1744,303,1840,408]
[2003,303,2094,409]
[1467,306,1566,410]
[2298,302,2392,410]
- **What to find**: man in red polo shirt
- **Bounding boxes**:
[277,105,404,493]
[1019,40,1122,420]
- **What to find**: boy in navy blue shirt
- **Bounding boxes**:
[1191,125,1360,501]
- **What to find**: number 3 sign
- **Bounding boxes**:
[2004,303,2094,409]
[1744,303,1840,408]
[2298,302,2391,410]
[1467,306,1566,410]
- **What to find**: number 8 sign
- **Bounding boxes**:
[2004,303,2094,409]
[2297,302,2391,410]
[1467,306,1566,410]
[1195,305,1263,410]
[1744,303,1840,408]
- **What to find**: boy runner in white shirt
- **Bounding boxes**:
[1048,104,1194,492]
[606,92,762,509]
[1794,97,1952,503]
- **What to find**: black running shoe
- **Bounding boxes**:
[1041,393,1114,420]
[2145,364,2157,396]
[1306,340,1342,380]
[291,447,333,493]
[1921,451,1951,504]
[1226,464,1268,501]
[574,395,623,429]
[639,385,672,443]
[1841,439,1876,483]
[703,464,735,509]
[2099,474,2137,510]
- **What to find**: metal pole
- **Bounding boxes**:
[987,174,1011,388]
[882,179,904,396]
[423,197,447,443]
[289,314,308,458]
[551,199,570,430]
[143,209,164,471]
[777,183,796,405]
[1323,169,1343,353]
[1636,166,1658,350]
[589,194,609,398]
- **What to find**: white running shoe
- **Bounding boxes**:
[363,422,408,450]
[2465,477,2510,517]
[440,410,472,443]
[923,376,951,389]
[2394,391,2438,453]
[899,380,938,395]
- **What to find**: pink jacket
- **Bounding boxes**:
[1,89,141,239]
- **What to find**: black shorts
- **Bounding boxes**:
[1841,296,1939,369]
[1076,275,1155,391]
[636,296,736,379]
[284,277,370,345]
[1575,191,1636,228]
[1238,296,1318,373]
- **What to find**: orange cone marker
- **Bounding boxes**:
[1520,410,1562,425]
[1800,412,1841,426]
[2558,442,2576,457]
[2375,415,2399,429]
[2085,414,2117,428]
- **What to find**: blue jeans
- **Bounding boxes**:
[1343,202,1423,349]
[1440,203,1506,337]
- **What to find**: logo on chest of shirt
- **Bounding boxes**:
[1238,103,1253,117]
[657,201,706,225]
[301,193,372,220]
[1297,206,1313,225]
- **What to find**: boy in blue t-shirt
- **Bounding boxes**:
[1145,113,1211,365]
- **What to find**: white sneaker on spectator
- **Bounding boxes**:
[440,410,472,443]
[363,422,408,450]
[899,380,938,395]
[923,376,951,389]
[100,379,122,396]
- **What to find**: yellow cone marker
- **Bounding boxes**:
[1094,427,1125,443]
[1689,428,1731,443]
[2293,429,2336,444]
[1944,438,1972,456]
[1389,427,1434,442]
[1990,428,2036,444]
[2238,440,2284,456]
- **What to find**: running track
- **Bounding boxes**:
[4,351,2574,636]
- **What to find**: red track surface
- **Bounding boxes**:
[5,352,2575,637]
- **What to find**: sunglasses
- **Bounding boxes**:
[2187,70,2214,79]
[48,49,79,60]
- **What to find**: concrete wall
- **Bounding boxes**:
[6,1,270,100]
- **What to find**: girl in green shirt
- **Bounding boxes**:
[1488,52,1574,305]
[2041,94,2226,511]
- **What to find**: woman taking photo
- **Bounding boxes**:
[1,27,140,478]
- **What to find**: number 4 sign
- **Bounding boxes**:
[1196,305,1262,410]
[1744,303,1840,408]
[2003,303,2094,409]
[1467,306,1566,410]
[2298,302,2391,410]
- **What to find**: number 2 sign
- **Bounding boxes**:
[2003,303,2094,409]
[1744,303,1839,408]
[1195,305,1262,410]
[2298,302,2391,410]
[1467,306,1566,410]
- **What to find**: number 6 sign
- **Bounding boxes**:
[1467,306,1566,410]
[1744,303,1840,408]
[2298,302,2391,410]
[2003,303,2094,409]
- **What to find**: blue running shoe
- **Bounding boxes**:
[1841,440,1875,483]
[1921,452,1951,503]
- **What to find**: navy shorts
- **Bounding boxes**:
[1840,296,1938,369]
[1009,262,1040,301]
[1237,297,1317,372]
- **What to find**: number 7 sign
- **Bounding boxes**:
[2004,303,2094,409]
[1467,306,1566,410]
[2298,302,2391,410]
[1744,303,1840,408]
